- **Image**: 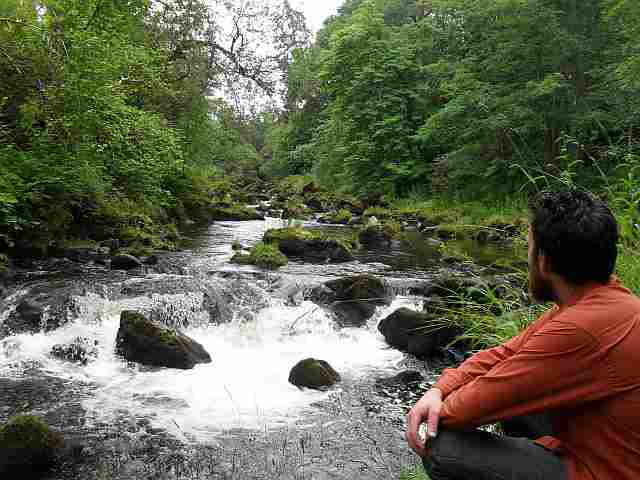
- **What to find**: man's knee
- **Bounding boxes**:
[421,430,484,479]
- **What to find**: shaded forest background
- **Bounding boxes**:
[1,0,639,260]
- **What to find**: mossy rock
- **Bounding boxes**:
[318,209,353,225]
[359,224,393,248]
[378,308,462,358]
[363,207,393,220]
[230,243,288,269]
[264,227,319,243]
[116,311,211,369]
[288,358,341,390]
[282,202,313,220]
[0,253,9,274]
[264,228,354,263]
[0,415,63,475]
[209,205,265,222]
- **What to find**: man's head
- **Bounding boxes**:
[528,189,619,303]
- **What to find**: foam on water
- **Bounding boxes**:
[0,291,417,441]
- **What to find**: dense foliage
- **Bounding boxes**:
[0,0,307,256]
[262,0,640,199]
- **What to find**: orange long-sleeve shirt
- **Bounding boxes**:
[434,278,640,480]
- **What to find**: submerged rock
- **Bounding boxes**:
[288,358,340,390]
[0,415,64,476]
[308,275,395,327]
[51,337,99,365]
[377,308,461,358]
[111,254,143,270]
[115,311,211,370]
[1,285,83,338]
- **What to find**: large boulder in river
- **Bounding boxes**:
[378,308,461,358]
[288,358,340,390]
[264,228,354,263]
[0,415,64,476]
[115,311,211,369]
[308,275,395,327]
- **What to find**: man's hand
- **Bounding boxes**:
[406,388,443,457]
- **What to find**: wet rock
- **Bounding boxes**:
[308,275,395,327]
[143,254,160,266]
[288,358,340,390]
[282,204,312,220]
[264,228,354,263]
[318,209,353,225]
[304,196,326,213]
[51,337,99,365]
[359,225,392,248]
[337,199,365,216]
[209,206,265,221]
[115,311,212,369]
[0,415,64,476]
[111,254,143,270]
[302,182,321,195]
[60,246,108,264]
[1,286,82,338]
[375,370,424,388]
[377,308,461,358]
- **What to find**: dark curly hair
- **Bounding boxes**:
[529,189,619,285]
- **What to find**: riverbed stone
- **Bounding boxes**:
[358,224,392,248]
[377,308,461,358]
[51,337,99,365]
[0,415,64,476]
[1,286,81,338]
[288,358,340,390]
[115,311,212,369]
[308,275,395,327]
[264,228,354,263]
[375,370,424,388]
[209,205,265,222]
[111,254,143,270]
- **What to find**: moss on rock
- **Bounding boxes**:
[0,415,61,475]
[288,358,341,390]
[209,204,265,221]
[230,242,288,269]
[264,228,354,263]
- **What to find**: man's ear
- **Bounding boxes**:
[537,253,552,278]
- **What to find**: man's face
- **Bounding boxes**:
[528,227,557,303]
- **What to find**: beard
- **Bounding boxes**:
[528,254,557,304]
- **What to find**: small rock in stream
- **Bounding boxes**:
[288,358,340,390]
[51,337,99,365]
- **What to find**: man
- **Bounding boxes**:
[406,190,640,480]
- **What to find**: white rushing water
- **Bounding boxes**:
[0,290,417,441]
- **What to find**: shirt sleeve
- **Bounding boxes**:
[434,310,554,397]
[440,318,609,429]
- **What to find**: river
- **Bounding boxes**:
[0,217,515,479]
